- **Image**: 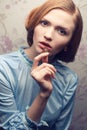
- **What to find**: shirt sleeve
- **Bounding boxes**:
[0,66,47,130]
[54,73,78,130]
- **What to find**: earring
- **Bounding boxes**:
[64,46,68,52]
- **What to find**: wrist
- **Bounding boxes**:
[39,90,52,99]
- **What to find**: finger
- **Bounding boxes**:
[37,67,55,80]
[42,67,56,78]
[42,49,48,63]
[42,55,48,63]
[31,67,55,81]
[32,63,56,74]
[38,65,56,78]
[32,52,49,69]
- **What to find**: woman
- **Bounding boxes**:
[0,0,83,130]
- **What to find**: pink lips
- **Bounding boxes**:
[39,42,52,50]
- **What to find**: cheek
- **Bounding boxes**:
[33,27,42,41]
[33,29,38,42]
[54,45,64,54]
[54,35,72,49]
[53,40,67,49]
[51,45,63,56]
[52,40,68,54]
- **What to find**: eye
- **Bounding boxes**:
[57,28,67,35]
[39,20,49,26]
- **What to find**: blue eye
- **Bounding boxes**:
[57,28,67,35]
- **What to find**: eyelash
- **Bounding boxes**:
[57,29,67,35]
[39,20,48,26]
[39,20,67,35]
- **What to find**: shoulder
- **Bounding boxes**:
[53,60,78,92]
[0,51,20,72]
[53,60,78,80]
[53,61,78,106]
[0,51,19,63]
[0,51,19,79]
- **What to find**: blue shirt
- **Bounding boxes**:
[0,47,78,130]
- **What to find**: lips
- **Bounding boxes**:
[39,42,52,50]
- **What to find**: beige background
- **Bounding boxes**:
[0,0,87,129]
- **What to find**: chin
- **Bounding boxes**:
[36,48,44,53]
[36,49,43,55]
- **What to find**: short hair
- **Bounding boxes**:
[25,0,83,62]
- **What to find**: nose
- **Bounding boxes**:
[44,28,53,41]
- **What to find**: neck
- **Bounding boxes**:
[24,47,38,60]
[24,46,56,63]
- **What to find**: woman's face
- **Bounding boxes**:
[32,9,75,57]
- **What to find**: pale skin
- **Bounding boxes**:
[25,9,76,122]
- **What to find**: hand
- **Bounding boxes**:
[31,52,56,98]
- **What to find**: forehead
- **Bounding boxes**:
[43,9,75,30]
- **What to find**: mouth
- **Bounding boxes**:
[39,42,52,51]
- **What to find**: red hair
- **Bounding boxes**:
[25,0,83,62]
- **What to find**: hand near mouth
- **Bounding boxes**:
[31,52,56,97]
[29,52,56,122]
[39,42,52,51]
[42,49,48,63]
